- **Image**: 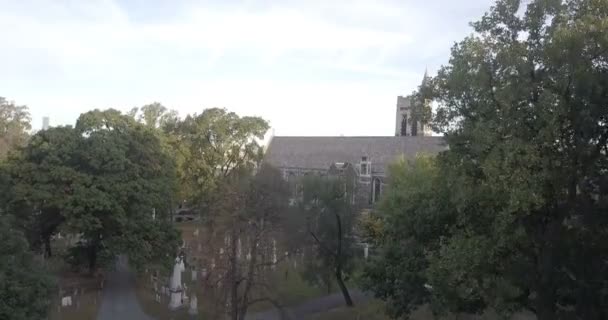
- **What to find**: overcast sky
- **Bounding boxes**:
[0,0,493,135]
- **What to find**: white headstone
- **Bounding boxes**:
[364,243,369,260]
[188,295,199,315]
[61,296,72,307]
[191,269,197,281]
[237,238,242,259]
[271,239,277,269]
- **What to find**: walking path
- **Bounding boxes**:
[96,256,368,320]
[246,290,371,320]
[96,256,153,320]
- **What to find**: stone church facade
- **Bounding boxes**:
[264,73,446,208]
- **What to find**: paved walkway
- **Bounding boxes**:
[95,256,368,320]
[96,256,154,320]
[246,290,371,320]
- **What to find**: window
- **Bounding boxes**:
[400,114,407,136]
[360,163,368,175]
[360,156,371,176]
[372,178,382,203]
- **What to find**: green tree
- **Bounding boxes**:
[0,216,55,320]
[6,126,80,257]
[292,175,357,307]
[212,165,290,320]
[6,109,181,273]
[0,97,31,160]
[365,1,608,319]
[171,108,269,211]
[129,102,179,130]
[362,156,457,318]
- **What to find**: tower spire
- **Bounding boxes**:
[422,67,429,86]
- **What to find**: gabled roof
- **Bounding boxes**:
[264,136,447,174]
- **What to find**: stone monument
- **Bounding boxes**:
[168,256,185,309]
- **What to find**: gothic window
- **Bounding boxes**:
[360,163,368,175]
[411,118,418,136]
[400,114,408,136]
[372,178,382,203]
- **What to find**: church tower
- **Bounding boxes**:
[395,70,431,136]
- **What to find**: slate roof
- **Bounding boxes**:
[264,136,447,175]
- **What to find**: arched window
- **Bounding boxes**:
[372,178,382,203]
[400,114,408,136]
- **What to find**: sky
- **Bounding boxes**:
[0,0,494,136]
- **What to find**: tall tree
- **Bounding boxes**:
[362,156,457,318]
[0,97,31,160]
[290,175,357,307]
[199,165,289,320]
[6,126,80,257]
[365,1,608,319]
[6,109,181,273]
[171,108,269,211]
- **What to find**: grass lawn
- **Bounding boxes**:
[46,240,104,320]
[305,302,538,320]
[304,300,391,320]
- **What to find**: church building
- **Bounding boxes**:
[264,73,446,208]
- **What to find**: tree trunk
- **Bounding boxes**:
[230,228,239,320]
[88,236,100,275]
[88,245,98,275]
[334,212,353,307]
[535,220,559,320]
[238,229,261,320]
[336,267,353,307]
[44,233,52,258]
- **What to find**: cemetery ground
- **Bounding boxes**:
[46,220,367,319]
[46,237,104,320]
[132,220,362,319]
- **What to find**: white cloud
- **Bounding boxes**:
[0,0,494,133]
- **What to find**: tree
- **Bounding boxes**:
[0,97,31,160]
[171,108,269,211]
[364,1,608,319]
[129,102,179,130]
[0,216,55,320]
[202,165,290,320]
[362,156,456,318]
[291,174,357,307]
[5,126,80,257]
[5,109,181,273]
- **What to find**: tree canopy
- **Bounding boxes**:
[0,216,55,320]
[0,97,31,160]
[170,108,269,209]
[287,174,358,306]
[5,109,181,273]
[364,0,608,319]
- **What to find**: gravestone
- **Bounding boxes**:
[61,296,72,307]
[189,295,199,315]
[191,269,198,281]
